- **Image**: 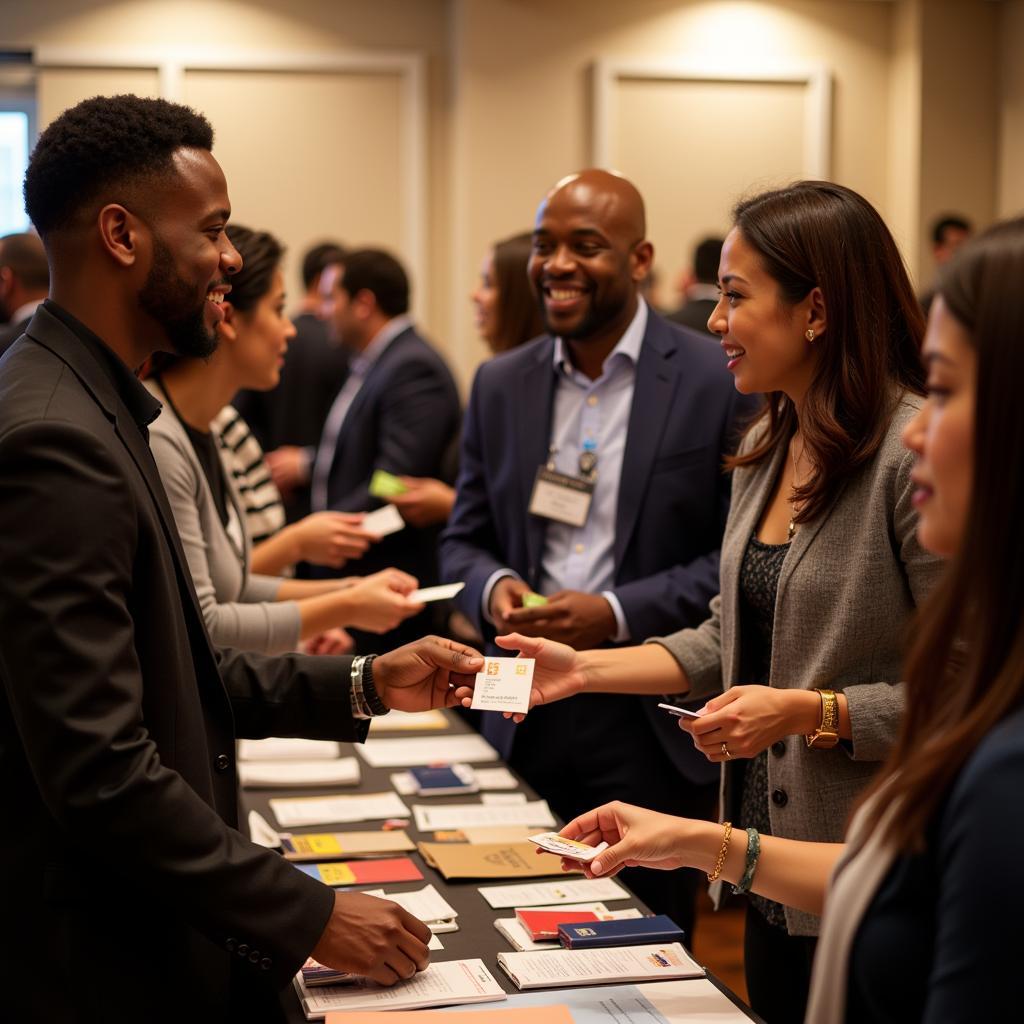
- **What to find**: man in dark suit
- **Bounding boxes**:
[441,170,756,938]
[666,235,723,337]
[0,94,482,1023]
[270,250,461,653]
[235,241,349,521]
[0,230,49,353]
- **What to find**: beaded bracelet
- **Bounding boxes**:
[731,828,761,895]
[707,821,733,883]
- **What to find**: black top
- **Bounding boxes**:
[737,534,790,928]
[845,703,1024,1021]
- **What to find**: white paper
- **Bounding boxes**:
[408,582,466,603]
[481,792,528,805]
[296,958,506,1017]
[496,944,705,990]
[247,809,281,849]
[362,503,406,537]
[413,799,555,832]
[470,657,535,714]
[391,771,417,796]
[473,767,519,790]
[360,884,458,924]
[479,877,631,909]
[269,791,409,828]
[357,734,498,768]
[239,737,342,761]
[239,756,360,789]
[369,708,449,732]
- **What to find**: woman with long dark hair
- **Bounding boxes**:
[494,182,942,1022]
[471,231,545,354]
[548,215,1024,1023]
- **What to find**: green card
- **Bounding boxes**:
[522,592,548,608]
[369,469,408,499]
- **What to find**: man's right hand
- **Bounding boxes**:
[489,577,531,631]
[311,891,431,985]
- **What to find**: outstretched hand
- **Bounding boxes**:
[481,633,586,723]
[374,635,484,711]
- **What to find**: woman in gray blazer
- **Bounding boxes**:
[495,182,941,1023]
[146,225,424,655]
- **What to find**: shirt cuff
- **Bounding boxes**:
[602,591,630,644]
[482,569,522,625]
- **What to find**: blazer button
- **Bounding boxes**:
[215,753,230,772]
[260,957,273,971]
[225,938,237,953]
[248,950,261,964]
[771,788,788,807]
[237,943,249,957]
[771,741,786,757]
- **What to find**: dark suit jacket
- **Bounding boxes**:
[310,325,461,646]
[0,313,34,355]
[0,307,365,1022]
[440,311,757,782]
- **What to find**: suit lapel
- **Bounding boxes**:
[614,318,680,570]
[518,339,557,584]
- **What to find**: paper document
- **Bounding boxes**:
[327,1009,572,1024]
[470,657,535,715]
[473,767,519,790]
[281,829,414,861]
[497,944,704,990]
[413,800,555,832]
[361,884,458,925]
[248,810,281,849]
[296,958,506,1018]
[370,708,449,732]
[270,792,409,828]
[419,841,582,881]
[479,878,630,909]
[461,825,538,844]
[408,582,466,603]
[239,756,360,789]
[239,737,342,761]
[362,503,406,537]
[358,734,498,768]
[481,792,527,805]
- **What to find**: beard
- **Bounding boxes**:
[138,234,218,359]
[537,287,617,341]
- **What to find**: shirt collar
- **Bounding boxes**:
[43,299,162,431]
[552,299,648,378]
[351,314,412,375]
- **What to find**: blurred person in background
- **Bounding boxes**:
[0,231,49,353]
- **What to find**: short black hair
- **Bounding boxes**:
[0,232,49,290]
[932,214,972,246]
[225,225,284,314]
[302,241,346,290]
[339,249,409,318]
[24,94,213,238]
[693,236,724,285]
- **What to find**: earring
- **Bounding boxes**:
[805,329,815,342]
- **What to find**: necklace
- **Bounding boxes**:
[787,434,804,542]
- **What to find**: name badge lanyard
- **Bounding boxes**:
[529,440,598,529]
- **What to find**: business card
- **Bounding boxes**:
[470,657,535,714]
[528,831,608,862]
[408,582,466,603]
[362,503,406,537]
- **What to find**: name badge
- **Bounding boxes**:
[528,466,594,528]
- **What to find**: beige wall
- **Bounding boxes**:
[3,0,1014,386]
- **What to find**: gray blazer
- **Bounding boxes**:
[653,393,942,935]
[146,380,301,654]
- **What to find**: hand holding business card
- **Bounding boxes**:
[470,657,536,715]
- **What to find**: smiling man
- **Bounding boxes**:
[0,95,481,1022]
[441,169,757,938]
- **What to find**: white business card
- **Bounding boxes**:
[408,582,466,603]
[470,657,535,715]
[362,503,406,537]
[528,831,608,862]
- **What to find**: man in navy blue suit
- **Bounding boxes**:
[441,170,756,937]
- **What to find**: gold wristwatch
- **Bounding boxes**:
[806,688,839,749]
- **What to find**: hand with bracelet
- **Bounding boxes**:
[680,685,849,761]
[557,800,845,919]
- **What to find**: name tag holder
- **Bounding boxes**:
[528,446,597,528]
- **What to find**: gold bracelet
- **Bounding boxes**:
[707,821,733,883]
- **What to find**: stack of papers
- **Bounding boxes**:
[269,792,409,828]
[295,959,506,1018]
[239,738,343,760]
[413,800,555,832]
[281,830,415,862]
[361,884,459,933]
[239,757,360,789]
[479,878,631,909]
[495,904,643,952]
[496,944,705,990]
[298,857,423,886]
[357,735,499,768]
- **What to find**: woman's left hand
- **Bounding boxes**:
[680,685,815,761]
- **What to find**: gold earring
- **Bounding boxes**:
[805,329,815,342]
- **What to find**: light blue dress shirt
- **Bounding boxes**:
[483,300,648,642]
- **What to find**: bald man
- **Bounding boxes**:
[441,170,758,937]
[0,232,49,354]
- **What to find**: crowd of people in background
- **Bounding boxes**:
[0,89,1015,1024]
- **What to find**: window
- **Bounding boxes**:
[0,109,30,235]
